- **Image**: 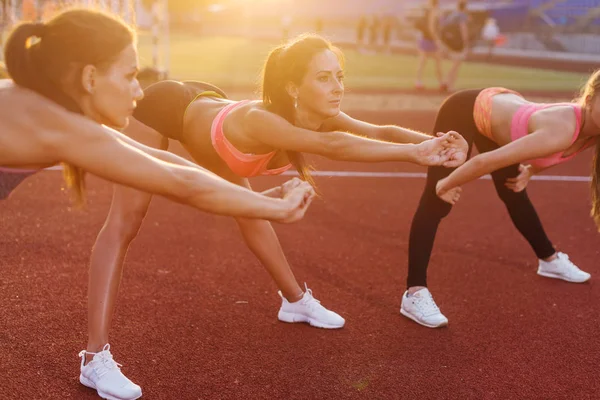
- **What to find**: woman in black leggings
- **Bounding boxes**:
[401,87,595,328]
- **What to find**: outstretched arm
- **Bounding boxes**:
[122,117,306,199]
[322,112,434,144]
[436,126,572,199]
[246,108,462,166]
[43,114,314,223]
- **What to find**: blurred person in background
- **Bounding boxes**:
[415,0,444,91]
[436,0,470,92]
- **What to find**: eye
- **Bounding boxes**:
[318,76,329,82]
[337,74,345,82]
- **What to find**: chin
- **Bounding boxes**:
[108,116,129,131]
[325,107,341,118]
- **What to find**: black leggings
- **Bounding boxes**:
[406,89,556,288]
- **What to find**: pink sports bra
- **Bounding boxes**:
[210,100,292,177]
[511,102,591,169]
[473,87,594,169]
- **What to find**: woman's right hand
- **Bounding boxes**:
[277,180,316,223]
[414,132,465,166]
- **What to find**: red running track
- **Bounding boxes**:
[1,110,599,399]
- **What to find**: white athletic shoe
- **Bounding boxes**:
[277,283,345,329]
[537,252,591,283]
[400,288,448,328]
[79,344,142,400]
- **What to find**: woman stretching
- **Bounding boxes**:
[2,10,319,400]
[401,72,599,329]
[85,33,469,398]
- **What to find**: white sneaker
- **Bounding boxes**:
[400,288,448,328]
[537,252,591,283]
[79,344,142,400]
[277,283,345,329]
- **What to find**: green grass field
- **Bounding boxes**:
[137,34,590,92]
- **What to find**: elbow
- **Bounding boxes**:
[321,132,351,161]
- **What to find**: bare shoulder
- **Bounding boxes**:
[540,104,579,130]
[12,89,101,148]
[0,86,85,164]
[532,104,579,143]
[244,104,287,128]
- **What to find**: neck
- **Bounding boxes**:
[294,107,325,131]
[580,106,599,138]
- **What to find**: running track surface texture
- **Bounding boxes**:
[1,108,599,400]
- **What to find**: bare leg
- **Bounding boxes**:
[85,121,167,362]
[224,174,304,302]
[86,187,153,360]
[415,51,428,88]
[444,55,464,92]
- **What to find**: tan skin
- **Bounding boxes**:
[402,92,600,296]
[0,44,315,219]
[1,43,320,349]
[86,47,470,355]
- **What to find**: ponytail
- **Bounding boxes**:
[4,22,45,92]
[62,164,87,206]
[4,21,82,113]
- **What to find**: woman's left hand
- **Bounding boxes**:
[436,131,468,168]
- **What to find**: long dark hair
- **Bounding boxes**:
[261,33,345,189]
[4,8,135,205]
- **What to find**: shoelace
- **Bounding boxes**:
[413,292,441,315]
[79,344,123,379]
[301,285,324,312]
[557,253,580,272]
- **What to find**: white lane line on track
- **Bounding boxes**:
[33,166,590,182]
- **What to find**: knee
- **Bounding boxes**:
[104,207,148,244]
[495,184,528,206]
[417,189,453,220]
[235,216,267,232]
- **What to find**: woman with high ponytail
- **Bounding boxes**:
[0,8,317,399]
[87,31,469,392]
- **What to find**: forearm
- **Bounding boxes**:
[61,127,290,221]
[177,170,289,220]
[260,185,283,198]
[379,125,432,144]
[529,164,547,175]
[326,132,418,163]
[442,153,494,189]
